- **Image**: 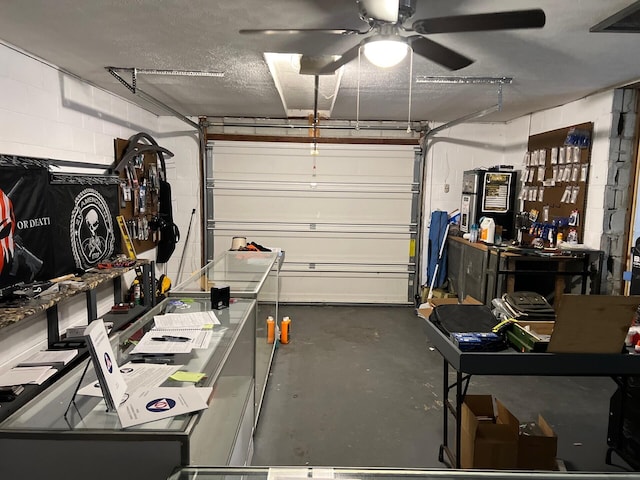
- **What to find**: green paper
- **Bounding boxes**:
[170,371,207,383]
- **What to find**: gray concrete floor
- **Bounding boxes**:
[251,305,629,471]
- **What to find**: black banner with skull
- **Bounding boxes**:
[0,159,50,289]
[48,175,119,277]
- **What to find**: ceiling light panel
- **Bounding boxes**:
[264,53,343,118]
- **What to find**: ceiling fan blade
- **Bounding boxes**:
[412,9,546,34]
[239,28,364,36]
[408,36,473,70]
[316,43,363,74]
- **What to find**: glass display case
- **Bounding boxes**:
[173,250,284,423]
[174,251,282,299]
[0,296,257,480]
[167,466,640,480]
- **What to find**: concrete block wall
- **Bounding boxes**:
[0,43,159,164]
[157,116,202,284]
[423,121,507,217]
[419,121,507,285]
[526,90,616,251]
[601,89,638,294]
[426,91,622,293]
[505,90,627,293]
[0,41,199,370]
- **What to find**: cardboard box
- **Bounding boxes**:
[417,295,482,321]
[507,321,554,352]
[547,294,640,353]
[461,395,519,469]
[461,395,558,470]
[420,286,457,303]
[430,289,458,299]
[517,414,558,470]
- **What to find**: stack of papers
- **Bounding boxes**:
[130,311,223,354]
[153,311,220,329]
[0,366,57,387]
[78,361,182,397]
[17,349,78,368]
[79,318,211,428]
[130,330,211,354]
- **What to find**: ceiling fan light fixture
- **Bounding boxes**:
[363,38,409,68]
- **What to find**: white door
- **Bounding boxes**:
[206,141,420,304]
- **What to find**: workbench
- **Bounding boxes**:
[447,236,603,306]
[421,316,640,469]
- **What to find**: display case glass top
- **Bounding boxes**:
[167,467,640,480]
[0,296,256,433]
[173,251,280,297]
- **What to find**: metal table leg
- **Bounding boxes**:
[439,357,448,463]
[455,369,463,469]
[439,356,471,469]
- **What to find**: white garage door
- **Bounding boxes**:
[205,141,421,304]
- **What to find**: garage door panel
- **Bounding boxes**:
[207,141,419,304]
[213,195,412,223]
[280,274,409,303]
[214,234,411,262]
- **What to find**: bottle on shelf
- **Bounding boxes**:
[132,279,141,305]
[280,316,291,344]
[480,217,495,244]
[267,316,275,344]
[469,223,479,243]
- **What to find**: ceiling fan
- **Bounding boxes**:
[240,0,545,74]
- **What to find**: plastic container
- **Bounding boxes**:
[469,224,479,243]
[280,316,291,344]
[480,217,495,244]
[133,280,141,305]
[266,316,275,344]
[231,236,247,250]
[494,226,503,245]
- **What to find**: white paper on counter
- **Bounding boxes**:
[153,311,220,328]
[116,385,210,428]
[130,331,194,354]
[77,362,182,397]
[0,366,57,386]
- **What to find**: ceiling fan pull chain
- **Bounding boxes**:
[356,45,361,130]
[407,47,414,133]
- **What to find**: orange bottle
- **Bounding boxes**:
[280,316,291,344]
[266,316,275,344]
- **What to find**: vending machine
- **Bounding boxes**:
[460,169,517,240]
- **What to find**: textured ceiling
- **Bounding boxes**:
[1,0,639,123]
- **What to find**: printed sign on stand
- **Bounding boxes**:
[84,319,128,410]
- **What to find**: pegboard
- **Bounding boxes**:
[521,122,593,246]
[114,138,161,254]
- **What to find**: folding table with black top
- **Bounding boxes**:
[422,317,640,469]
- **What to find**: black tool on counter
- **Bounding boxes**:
[0,385,24,402]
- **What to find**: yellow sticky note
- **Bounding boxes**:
[202,324,214,330]
[170,371,207,383]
